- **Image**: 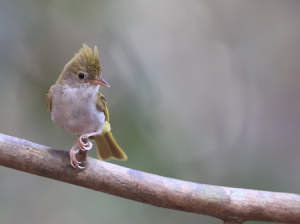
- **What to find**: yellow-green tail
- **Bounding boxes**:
[94,121,127,161]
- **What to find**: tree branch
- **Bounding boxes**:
[0,133,299,224]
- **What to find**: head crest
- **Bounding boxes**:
[70,44,101,78]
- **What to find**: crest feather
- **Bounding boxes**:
[70,44,102,78]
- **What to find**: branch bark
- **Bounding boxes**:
[0,133,299,224]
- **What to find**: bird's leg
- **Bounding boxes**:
[70,133,100,169]
[69,139,85,169]
[78,131,101,151]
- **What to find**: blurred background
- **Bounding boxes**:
[0,0,299,223]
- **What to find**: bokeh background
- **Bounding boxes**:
[0,1,299,224]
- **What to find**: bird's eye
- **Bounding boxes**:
[78,73,85,79]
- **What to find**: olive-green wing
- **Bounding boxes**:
[46,85,55,111]
[95,92,127,161]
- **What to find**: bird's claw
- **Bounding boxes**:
[69,148,85,169]
[79,135,93,151]
[69,134,95,169]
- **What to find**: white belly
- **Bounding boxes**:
[50,84,105,136]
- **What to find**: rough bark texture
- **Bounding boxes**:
[0,133,299,223]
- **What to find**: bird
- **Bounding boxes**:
[46,44,127,169]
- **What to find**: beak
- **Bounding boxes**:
[91,77,110,87]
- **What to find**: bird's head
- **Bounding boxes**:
[61,44,110,88]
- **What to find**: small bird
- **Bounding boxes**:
[47,44,127,169]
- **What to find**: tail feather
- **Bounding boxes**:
[94,122,127,161]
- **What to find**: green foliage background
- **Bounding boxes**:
[0,1,299,224]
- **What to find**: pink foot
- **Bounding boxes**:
[69,139,84,169]
[69,132,101,169]
[79,135,93,151]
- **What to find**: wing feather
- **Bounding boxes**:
[95,92,127,160]
[46,85,55,111]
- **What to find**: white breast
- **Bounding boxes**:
[51,83,105,136]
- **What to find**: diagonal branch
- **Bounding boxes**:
[0,133,299,224]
